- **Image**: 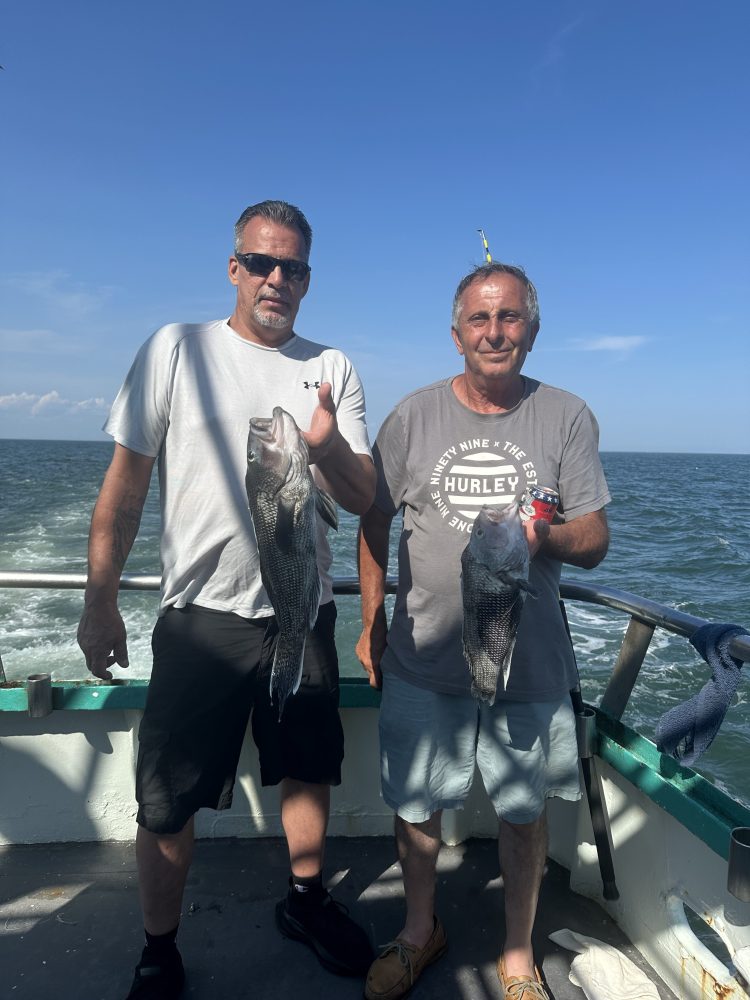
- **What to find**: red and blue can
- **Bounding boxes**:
[519,485,560,524]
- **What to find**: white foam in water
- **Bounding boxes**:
[1,593,157,681]
[572,635,609,656]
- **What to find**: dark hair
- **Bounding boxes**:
[452,262,539,328]
[234,200,313,258]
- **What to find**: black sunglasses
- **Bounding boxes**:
[235,252,311,282]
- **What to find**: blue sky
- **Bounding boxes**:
[1,1,748,452]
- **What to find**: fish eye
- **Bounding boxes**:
[475,528,484,537]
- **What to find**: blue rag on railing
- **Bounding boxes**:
[654,623,749,766]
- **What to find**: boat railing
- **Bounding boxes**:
[2,571,749,879]
[0,571,748,722]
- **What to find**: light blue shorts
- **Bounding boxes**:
[379,673,581,825]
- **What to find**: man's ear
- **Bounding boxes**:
[451,326,465,356]
[528,321,540,351]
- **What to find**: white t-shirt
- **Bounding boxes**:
[105,319,371,617]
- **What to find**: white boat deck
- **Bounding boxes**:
[0,836,679,1000]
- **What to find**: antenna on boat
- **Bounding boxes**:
[477,228,492,263]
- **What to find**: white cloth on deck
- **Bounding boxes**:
[549,928,660,1000]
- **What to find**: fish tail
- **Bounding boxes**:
[270,633,306,720]
[471,678,496,707]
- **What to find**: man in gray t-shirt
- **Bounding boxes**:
[357,263,610,1000]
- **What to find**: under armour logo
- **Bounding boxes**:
[303,381,321,389]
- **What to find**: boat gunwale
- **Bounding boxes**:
[1,571,748,865]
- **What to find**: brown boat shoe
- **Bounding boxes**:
[497,956,550,1000]
[364,916,448,1000]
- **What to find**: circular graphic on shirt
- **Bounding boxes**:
[428,435,539,534]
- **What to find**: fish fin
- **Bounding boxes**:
[494,570,537,600]
[314,487,338,530]
[292,642,305,695]
[309,578,322,630]
[502,656,513,690]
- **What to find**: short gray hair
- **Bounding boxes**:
[451,263,540,329]
[234,200,313,258]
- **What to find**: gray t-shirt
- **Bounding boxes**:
[105,319,372,617]
[374,377,611,701]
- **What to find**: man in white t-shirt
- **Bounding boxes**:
[78,200,376,999]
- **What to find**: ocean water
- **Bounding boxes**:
[1,440,748,806]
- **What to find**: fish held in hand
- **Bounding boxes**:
[245,407,337,717]
[460,504,535,704]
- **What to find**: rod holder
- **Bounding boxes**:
[728,827,750,903]
[576,706,597,759]
[26,673,52,718]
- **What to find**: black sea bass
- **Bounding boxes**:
[245,407,337,717]
[460,503,535,704]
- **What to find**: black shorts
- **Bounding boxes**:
[135,601,344,835]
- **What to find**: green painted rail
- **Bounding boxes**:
[0,676,381,711]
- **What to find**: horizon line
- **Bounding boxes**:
[0,437,747,458]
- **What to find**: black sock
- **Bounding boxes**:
[143,925,179,961]
[289,872,324,903]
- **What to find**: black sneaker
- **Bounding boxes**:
[276,882,375,976]
[126,947,185,999]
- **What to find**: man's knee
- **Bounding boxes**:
[137,816,195,865]
[499,811,546,833]
[395,810,443,843]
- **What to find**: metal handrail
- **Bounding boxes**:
[0,570,747,654]
[1,571,747,714]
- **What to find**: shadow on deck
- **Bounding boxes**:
[0,837,677,1000]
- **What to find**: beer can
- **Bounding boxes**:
[519,485,560,524]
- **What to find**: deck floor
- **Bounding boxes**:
[0,837,678,1000]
